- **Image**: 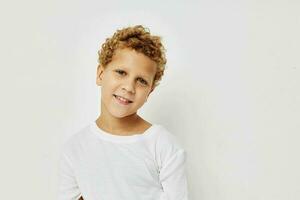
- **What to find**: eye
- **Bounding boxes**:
[137,78,148,86]
[115,69,126,76]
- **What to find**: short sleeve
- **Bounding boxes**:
[159,149,189,200]
[57,152,82,200]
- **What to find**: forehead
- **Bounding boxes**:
[109,48,157,75]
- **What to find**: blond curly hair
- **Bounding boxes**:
[97,25,167,87]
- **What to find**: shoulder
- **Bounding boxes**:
[60,123,92,157]
[155,124,184,150]
[154,124,186,168]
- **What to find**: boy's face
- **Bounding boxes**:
[96,48,157,118]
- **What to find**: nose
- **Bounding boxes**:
[122,78,135,94]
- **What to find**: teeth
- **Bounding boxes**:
[119,96,128,102]
[115,95,131,103]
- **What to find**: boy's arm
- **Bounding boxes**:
[58,152,82,200]
[159,149,189,200]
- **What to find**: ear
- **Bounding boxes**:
[96,65,104,86]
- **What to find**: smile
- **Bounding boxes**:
[113,94,133,104]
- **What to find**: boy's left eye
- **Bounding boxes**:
[137,78,148,85]
[115,69,126,75]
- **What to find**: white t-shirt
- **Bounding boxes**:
[58,121,189,200]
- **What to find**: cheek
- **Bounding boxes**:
[100,86,114,102]
[102,78,118,92]
[136,89,151,101]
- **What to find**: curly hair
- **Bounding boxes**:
[97,25,167,87]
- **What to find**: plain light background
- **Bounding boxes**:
[0,0,299,199]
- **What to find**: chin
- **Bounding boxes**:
[110,110,135,119]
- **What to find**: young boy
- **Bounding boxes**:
[58,25,188,200]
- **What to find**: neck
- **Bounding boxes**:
[95,98,153,135]
[96,102,143,134]
[96,113,141,132]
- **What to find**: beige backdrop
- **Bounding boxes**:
[0,0,299,199]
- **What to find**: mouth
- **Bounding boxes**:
[113,94,133,104]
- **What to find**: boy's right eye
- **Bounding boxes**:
[115,69,126,76]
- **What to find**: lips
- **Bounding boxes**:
[113,94,133,104]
